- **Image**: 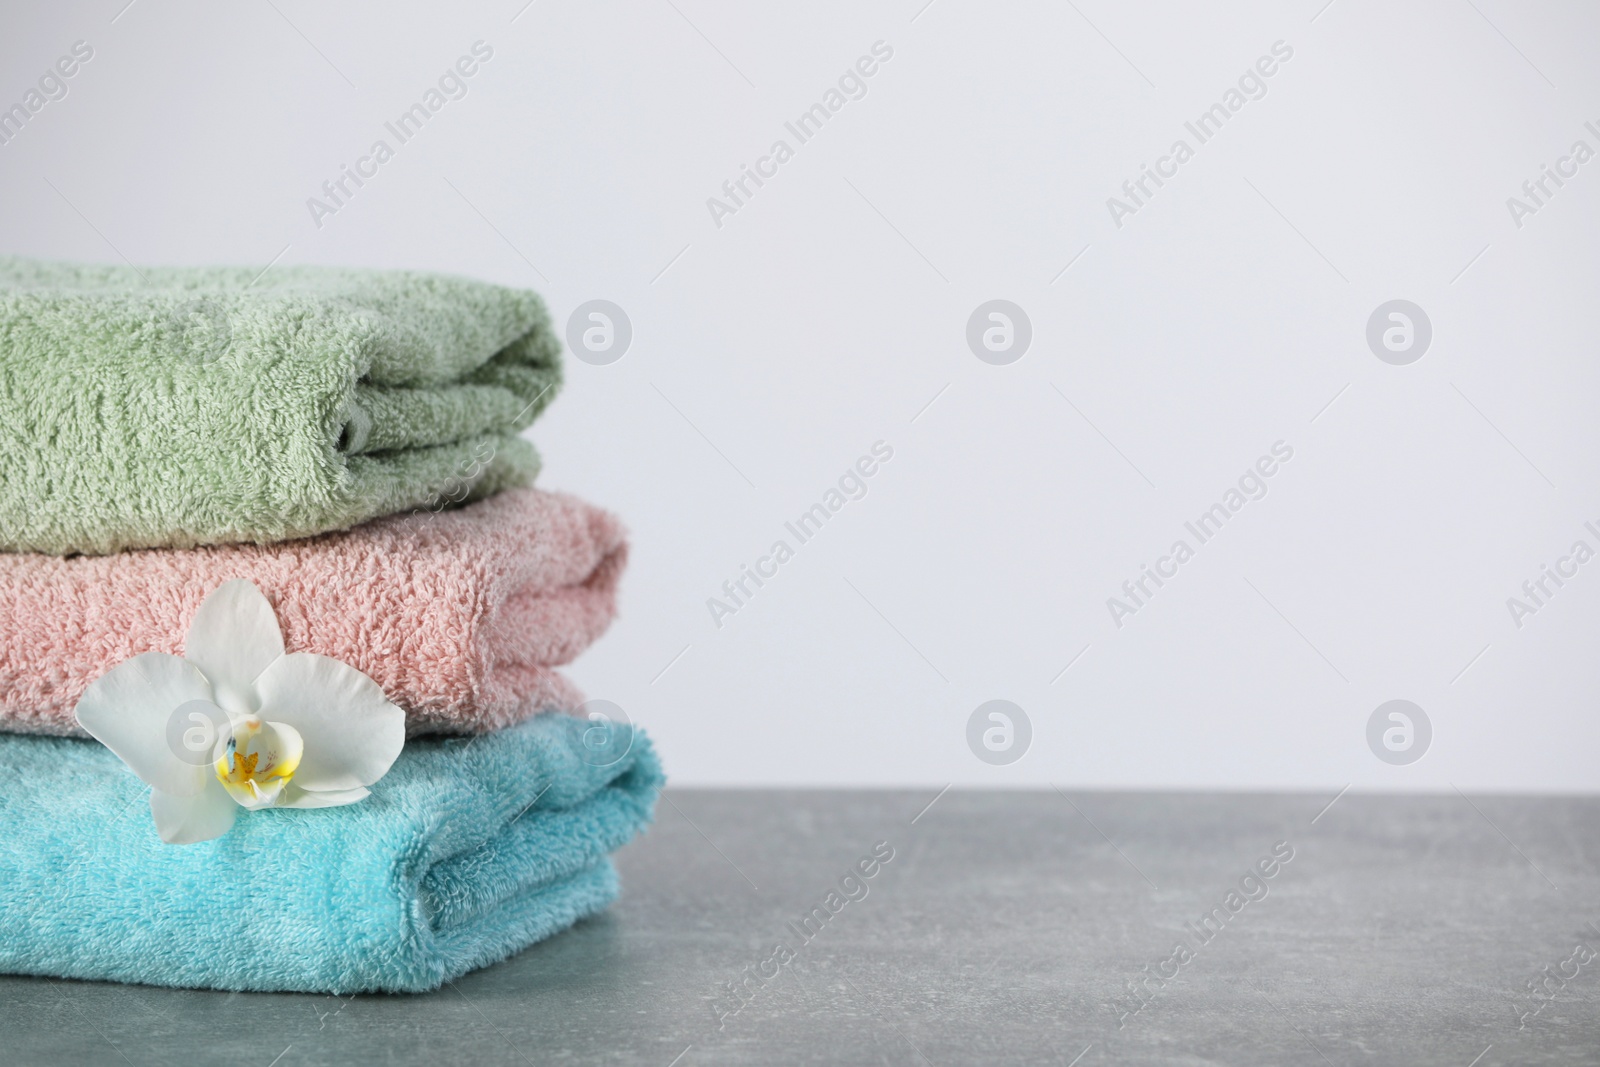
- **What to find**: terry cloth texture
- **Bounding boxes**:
[0,713,661,993]
[0,257,562,555]
[0,488,626,738]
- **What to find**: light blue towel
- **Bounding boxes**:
[0,713,660,993]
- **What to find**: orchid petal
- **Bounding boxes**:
[150,782,237,844]
[280,785,371,809]
[183,579,285,716]
[253,653,404,792]
[74,653,212,797]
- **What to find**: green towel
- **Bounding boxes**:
[0,258,562,554]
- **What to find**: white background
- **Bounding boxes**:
[3,0,1598,791]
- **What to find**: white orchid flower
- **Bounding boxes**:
[73,579,405,845]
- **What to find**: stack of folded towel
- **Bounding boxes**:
[0,258,660,993]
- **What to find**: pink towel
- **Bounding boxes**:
[0,488,626,737]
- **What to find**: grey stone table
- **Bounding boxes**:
[2,790,1598,1065]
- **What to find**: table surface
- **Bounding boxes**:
[2,789,1598,1066]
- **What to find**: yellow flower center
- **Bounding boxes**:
[215,717,304,810]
